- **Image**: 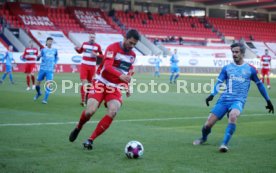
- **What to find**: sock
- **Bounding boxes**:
[170,74,174,82]
[90,115,113,141]
[2,73,7,80]
[31,75,35,85]
[9,73,13,82]
[174,74,179,82]
[202,125,211,141]
[36,85,41,95]
[222,123,236,145]
[26,76,30,87]
[43,84,51,101]
[80,85,85,102]
[267,77,270,86]
[77,110,91,129]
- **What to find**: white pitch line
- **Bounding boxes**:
[0,113,271,127]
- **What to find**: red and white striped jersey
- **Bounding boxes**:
[260,55,271,69]
[22,48,38,63]
[95,42,136,88]
[75,42,103,66]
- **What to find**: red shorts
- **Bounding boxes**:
[261,69,270,76]
[80,64,96,82]
[87,81,123,107]
[25,63,36,73]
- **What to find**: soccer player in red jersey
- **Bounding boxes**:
[69,29,140,150]
[260,49,272,89]
[75,34,103,106]
[22,40,38,90]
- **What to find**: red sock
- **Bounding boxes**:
[90,115,113,141]
[26,76,30,87]
[77,110,91,129]
[31,75,35,85]
[80,85,85,102]
[267,77,270,85]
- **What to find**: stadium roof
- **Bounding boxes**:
[168,0,276,12]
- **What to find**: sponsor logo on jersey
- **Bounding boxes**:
[106,51,114,58]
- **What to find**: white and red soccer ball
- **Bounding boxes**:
[124,141,144,159]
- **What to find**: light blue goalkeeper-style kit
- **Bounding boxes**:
[211,62,270,119]
[35,47,58,103]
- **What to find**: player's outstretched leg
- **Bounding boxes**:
[0,72,8,83]
[69,98,99,142]
[267,76,271,89]
[8,72,14,84]
[169,73,174,84]
[26,75,31,90]
[193,114,218,145]
[219,109,239,153]
[31,74,36,90]
[42,81,52,104]
[34,82,42,101]
[83,99,120,150]
[173,73,179,83]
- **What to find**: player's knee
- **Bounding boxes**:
[86,106,97,116]
[228,113,238,123]
[107,107,118,118]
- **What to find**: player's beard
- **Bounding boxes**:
[233,56,243,64]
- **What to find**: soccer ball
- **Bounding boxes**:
[124,141,144,159]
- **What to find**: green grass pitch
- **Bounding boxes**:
[0,73,275,173]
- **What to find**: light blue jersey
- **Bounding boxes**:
[170,54,179,67]
[170,54,179,73]
[216,63,260,104]
[154,58,162,68]
[39,47,58,72]
[2,52,14,66]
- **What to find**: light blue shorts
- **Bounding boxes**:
[211,101,244,120]
[171,66,179,73]
[37,70,54,81]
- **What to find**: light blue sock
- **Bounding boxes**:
[2,73,7,80]
[9,73,13,82]
[222,123,236,145]
[43,86,51,101]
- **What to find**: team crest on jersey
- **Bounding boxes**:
[129,56,135,63]
[106,51,114,58]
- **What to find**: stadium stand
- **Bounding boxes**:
[208,17,276,42]
[68,7,118,33]
[113,10,219,41]
[46,7,84,33]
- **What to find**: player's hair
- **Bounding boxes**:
[230,43,246,54]
[46,37,53,41]
[126,29,140,41]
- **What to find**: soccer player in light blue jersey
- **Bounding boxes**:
[34,37,58,104]
[154,55,162,78]
[0,46,16,84]
[170,49,179,83]
[193,43,274,152]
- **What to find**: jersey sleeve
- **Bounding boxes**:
[75,43,84,53]
[54,49,58,64]
[250,65,261,84]
[103,45,122,77]
[22,49,27,59]
[217,66,227,82]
